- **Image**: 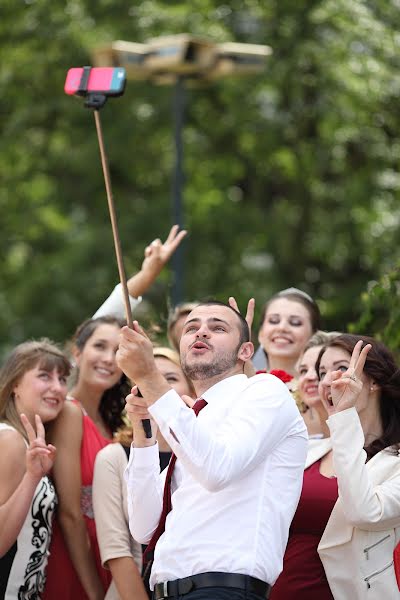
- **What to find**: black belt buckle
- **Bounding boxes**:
[155,572,269,598]
[154,581,168,600]
[155,576,193,599]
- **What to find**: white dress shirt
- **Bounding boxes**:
[125,373,307,589]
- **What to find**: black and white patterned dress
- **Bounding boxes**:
[0,423,57,599]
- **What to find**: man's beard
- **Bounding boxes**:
[181,348,239,381]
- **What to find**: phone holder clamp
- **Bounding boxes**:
[84,93,108,110]
[76,66,108,110]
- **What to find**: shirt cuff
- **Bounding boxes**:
[131,442,159,467]
[92,284,142,319]
[149,388,184,427]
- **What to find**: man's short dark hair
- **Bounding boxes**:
[193,300,250,346]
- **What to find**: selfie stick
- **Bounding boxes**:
[93,111,152,438]
[67,67,152,438]
[92,110,134,329]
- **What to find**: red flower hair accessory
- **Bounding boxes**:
[268,369,294,383]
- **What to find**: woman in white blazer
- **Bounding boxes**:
[272,333,400,600]
[316,334,400,599]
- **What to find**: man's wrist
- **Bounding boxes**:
[133,436,157,448]
[127,269,158,298]
[135,372,171,407]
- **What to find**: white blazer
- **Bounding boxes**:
[305,408,400,600]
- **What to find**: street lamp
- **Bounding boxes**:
[92,34,272,305]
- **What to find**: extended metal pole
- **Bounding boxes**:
[93,109,133,328]
[171,76,186,306]
[94,108,153,439]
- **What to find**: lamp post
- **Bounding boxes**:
[92,35,272,305]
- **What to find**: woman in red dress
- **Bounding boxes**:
[271,332,338,599]
[43,316,128,600]
[270,451,338,599]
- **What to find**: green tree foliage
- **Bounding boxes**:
[350,264,400,356]
[1,0,400,354]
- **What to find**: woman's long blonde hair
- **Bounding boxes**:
[0,339,71,440]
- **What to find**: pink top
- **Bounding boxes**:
[43,400,112,599]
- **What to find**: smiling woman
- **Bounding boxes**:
[253,288,321,376]
[0,340,70,598]
[43,316,129,600]
[296,331,341,438]
[271,334,400,600]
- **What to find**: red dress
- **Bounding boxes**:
[270,459,338,600]
[43,402,112,599]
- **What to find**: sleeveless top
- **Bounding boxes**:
[0,422,57,600]
[42,399,112,599]
[270,459,338,599]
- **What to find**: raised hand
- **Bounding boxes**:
[320,340,372,416]
[228,297,255,339]
[20,413,57,480]
[141,225,187,277]
[228,297,256,376]
[116,322,155,382]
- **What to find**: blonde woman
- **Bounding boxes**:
[0,340,70,598]
[92,347,196,600]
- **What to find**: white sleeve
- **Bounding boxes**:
[329,407,400,530]
[149,376,307,492]
[92,283,142,319]
[124,442,167,544]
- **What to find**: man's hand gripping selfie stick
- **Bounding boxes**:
[65,66,152,438]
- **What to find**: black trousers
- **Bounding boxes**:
[152,587,266,600]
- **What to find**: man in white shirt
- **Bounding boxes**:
[117,301,307,600]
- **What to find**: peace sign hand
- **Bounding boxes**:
[228,297,255,339]
[141,225,187,277]
[20,414,57,481]
[320,340,372,416]
[228,297,256,377]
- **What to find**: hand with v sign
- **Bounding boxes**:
[21,413,57,481]
[319,339,372,417]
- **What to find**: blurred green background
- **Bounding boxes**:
[2,0,400,355]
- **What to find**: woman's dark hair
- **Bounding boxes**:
[259,288,321,333]
[316,333,400,459]
[72,316,129,434]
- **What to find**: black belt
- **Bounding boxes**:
[153,571,271,599]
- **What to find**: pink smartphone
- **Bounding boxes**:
[64,67,126,96]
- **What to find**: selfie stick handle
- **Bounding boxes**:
[93,109,133,329]
[93,109,152,440]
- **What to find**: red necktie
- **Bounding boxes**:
[142,398,207,573]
